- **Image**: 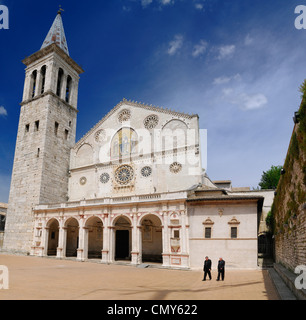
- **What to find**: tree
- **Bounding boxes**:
[259,165,282,190]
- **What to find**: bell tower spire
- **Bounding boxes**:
[41,7,69,55]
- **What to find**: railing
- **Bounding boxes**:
[33,191,187,212]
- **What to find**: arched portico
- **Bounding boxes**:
[47,218,60,256]
[65,217,79,257]
[139,214,163,264]
[113,215,132,261]
[85,216,103,259]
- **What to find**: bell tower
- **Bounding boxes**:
[3,11,84,254]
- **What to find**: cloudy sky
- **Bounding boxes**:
[0,0,305,202]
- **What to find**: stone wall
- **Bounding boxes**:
[273,90,306,271]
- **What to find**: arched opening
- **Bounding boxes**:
[30,70,37,98]
[65,75,72,103]
[111,128,138,160]
[47,219,59,256]
[40,65,47,94]
[56,68,64,97]
[114,216,131,261]
[141,214,163,263]
[65,218,79,257]
[86,217,103,259]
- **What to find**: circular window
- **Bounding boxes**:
[170,162,182,174]
[95,129,106,143]
[144,114,159,129]
[80,177,87,185]
[141,166,152,177]
[115,165,134,185]
[118,109,131,123]
[100,173,110,184]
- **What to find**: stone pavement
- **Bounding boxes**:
[0,254,279,300]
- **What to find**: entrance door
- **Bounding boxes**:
[115,230,130,260]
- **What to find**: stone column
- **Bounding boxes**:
[57,218,66,259]
[162,210,170,267]
[77,217,85,261]
[131,213,140,265]
[102,214,109,263]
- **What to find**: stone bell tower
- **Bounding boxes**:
[3,10,84,254]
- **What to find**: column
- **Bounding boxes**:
[162,210,170,267]
[131,213,140,265]
[102,214,109,263]
[77,217,85,261]
[57,218,66,259]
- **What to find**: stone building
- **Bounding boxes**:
[3,11,272,269]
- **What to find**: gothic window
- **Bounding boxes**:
[65,129,69,140]
[65,75,72,103]
[40,65,46,94]
[56,68,64,97]
[111,128,138,159]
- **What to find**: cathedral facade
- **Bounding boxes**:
[3,12,269,270]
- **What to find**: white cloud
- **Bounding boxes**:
[167,34,184,56]
[141,0,153,7]
[192,40,208,57]
[218,45,236,59]
[0,106,7,117]
[160,0,173,5]
[194,3,204,10]
[213,73,241,85]
[239,93,268,110]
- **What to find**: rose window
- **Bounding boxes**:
[115,165,134,185]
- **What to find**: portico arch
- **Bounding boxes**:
[140,214,163,263]
[114,215,132,261]
[65,217,79,257]
[47,218,59,256]
[85,216,103,259]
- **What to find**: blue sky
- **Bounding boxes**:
[0,0,305,202]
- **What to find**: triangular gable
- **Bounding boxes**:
[74,99,198,150]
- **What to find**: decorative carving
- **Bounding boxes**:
[80,177,87,185]
[115,165,134,185]
[144,114,159,129]
[95,129,106,143]
[141,166,152,177]
[228,217,240,225]
[203,218,214,225]
[169,162,182,174]
[118,109,131,123]
[100,173,110,184]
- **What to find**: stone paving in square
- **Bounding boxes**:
[0,254,279,300]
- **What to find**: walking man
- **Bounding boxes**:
[202,256,212,281]
[217,257,225,281]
